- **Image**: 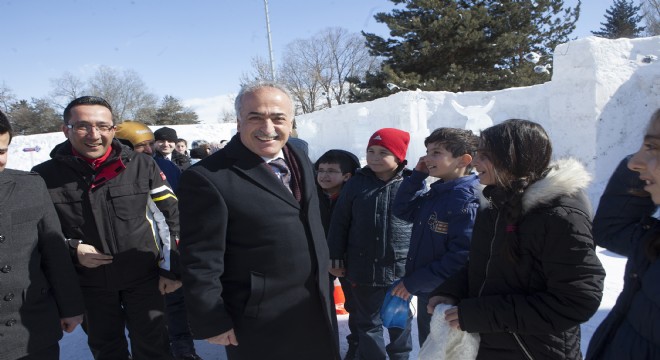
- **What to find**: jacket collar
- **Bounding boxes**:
[430,173,479,193]
[480,158,591,214]
[222,134,305,208]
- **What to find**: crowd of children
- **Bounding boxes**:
[321,118,642,360]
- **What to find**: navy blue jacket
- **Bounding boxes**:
[593,155,655,256]
[393,171,480,296]
[587,217,660,360]
[327,166,413,286]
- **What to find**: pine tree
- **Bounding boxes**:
[592,0,646,38]
[350,0,580,101]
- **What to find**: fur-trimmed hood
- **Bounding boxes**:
[480,158,592,214]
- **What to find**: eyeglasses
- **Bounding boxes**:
[67,123,115,134]
[317,169,343,175]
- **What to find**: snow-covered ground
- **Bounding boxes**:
[5,35,657,358]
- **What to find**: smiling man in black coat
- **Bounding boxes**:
[178,81,339,360]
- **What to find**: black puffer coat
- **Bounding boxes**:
[432,158,605,360]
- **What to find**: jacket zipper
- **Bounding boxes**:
[511,332,535,360]
[478,198,535,360]
[478,201,499,296]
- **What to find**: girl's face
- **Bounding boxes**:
[473,151,497,186]
[629,118,660,204]
[366,145,399,180]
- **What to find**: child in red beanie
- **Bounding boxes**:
[327,128,414,360]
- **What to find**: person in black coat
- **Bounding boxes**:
[0,111,84,360]
[154,127,191,171]
[33,97,181,360]
[592,154,655,256]
[587,109,660,359]
[178,81,339,360]
[428,119,605,360]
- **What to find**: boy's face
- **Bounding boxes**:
[367,145,399,179]
[424,142,467,180]
[317,162,350,195]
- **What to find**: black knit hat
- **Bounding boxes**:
[154,127,178,142]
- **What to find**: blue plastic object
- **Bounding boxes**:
[380,280,412,329]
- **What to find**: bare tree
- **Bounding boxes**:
[246,27,378,114]
[318,27,379,107]
[642,0,660,35]
[240,56,275,86]
[279,38,326,114]
[0,83,16,113]
[87,66,158,122]
[49,72,86,109]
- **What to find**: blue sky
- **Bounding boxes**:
[1,0,614,104]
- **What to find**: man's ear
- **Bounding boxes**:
[62,124,70,138]
[342,173,352,183]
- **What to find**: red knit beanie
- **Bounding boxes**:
[367,128,410,163]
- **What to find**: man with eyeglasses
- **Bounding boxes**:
[32,96,181,360]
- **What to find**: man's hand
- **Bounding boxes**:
[427,295,457,314]
[329,267,346,277]
[60,314,83,333]
[444,306,461,330]
[207,328,239,346]
[391,280,411,300]
[158,276,182,295]
[76,244,113,268]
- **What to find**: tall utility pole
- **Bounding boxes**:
[263,0,276,80]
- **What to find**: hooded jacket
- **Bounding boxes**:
[327,166,413,286]
[431,158,605,360]
[32,140,180,288]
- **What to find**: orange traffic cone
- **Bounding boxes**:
[334,278,349,315]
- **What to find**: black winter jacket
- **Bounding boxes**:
[327,166,413,286]
[431,158,605,360]
[586,217,660,360]
[592,155,655,256]
[32,140,180,288]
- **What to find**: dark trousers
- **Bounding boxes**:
[165,287,196,356]
[17,343,59,360]
[81,277,173,360]
[339,277,359,347]
[416,294,431,347]
[351,285,412,360]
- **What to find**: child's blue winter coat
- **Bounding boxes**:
[392,171,480,295]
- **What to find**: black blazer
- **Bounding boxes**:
[178,135,338,359]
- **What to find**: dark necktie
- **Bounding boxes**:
[269,158,292,193]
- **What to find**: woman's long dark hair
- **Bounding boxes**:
[479,119,552,260]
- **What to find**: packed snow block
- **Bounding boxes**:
[8,36,660,210]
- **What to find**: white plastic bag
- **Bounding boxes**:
[418,304,480,360]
